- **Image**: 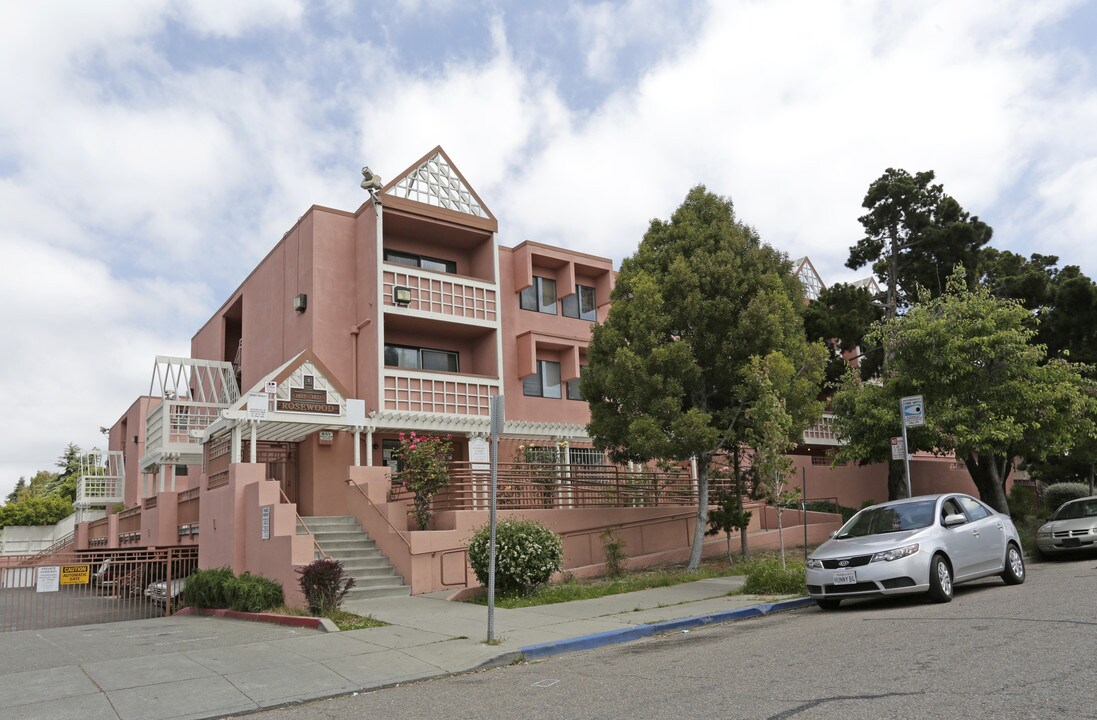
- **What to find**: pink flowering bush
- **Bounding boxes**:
[394,432,453,530]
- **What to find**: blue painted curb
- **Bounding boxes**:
[519,596,816,660]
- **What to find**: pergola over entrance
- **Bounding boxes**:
[200,350,368,463]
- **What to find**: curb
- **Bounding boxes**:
[175,607,338,632]
[519,597,815,660]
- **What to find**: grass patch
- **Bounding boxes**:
[464,562,732,609]
[271,605,387,631]
[734,555,807,596]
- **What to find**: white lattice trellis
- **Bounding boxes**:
[388,152,485,217]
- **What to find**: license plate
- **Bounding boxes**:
[832,569,856,585]
[1063,538,1081,548]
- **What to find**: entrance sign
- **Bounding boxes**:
[890,437,906,461]
[469,436,490,472]
[346,398,367,425]
[261,506,271,540]
[247,392,269,420]
[36,566,60,593]
[60,564,91,585]
[901,395,925,428]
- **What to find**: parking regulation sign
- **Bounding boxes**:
[901,395,925,427]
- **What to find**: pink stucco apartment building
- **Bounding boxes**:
[75,147,975,603]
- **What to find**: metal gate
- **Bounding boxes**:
[0,546,198,633]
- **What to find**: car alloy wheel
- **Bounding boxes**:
[928,554,953,603]
[1002,543,1025,585]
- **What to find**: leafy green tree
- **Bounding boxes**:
[582,186,826,569]
[0,495,73,527]
[803,282,884,385]
[5,478,27,504]
[848,168,991,318]
[705,486,752,562]
[832,270,1095,513]
[746,355,801,568]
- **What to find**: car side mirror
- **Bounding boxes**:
[943,513,967,528]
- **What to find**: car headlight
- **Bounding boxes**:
[870,543,920,563]
[1036,531,1051,538]
[806,558,825,570]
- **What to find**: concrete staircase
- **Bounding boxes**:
[298,516,410,600]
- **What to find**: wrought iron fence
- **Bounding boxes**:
[0,546,198,633]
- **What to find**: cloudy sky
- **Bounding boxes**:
[2,0,1095,501]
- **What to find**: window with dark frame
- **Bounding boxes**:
[519,276,558,314]
[383,249,457,274]
[566,365,587,401]
[383,344,460,372]
[561,285,597,321]
[523,360,562,398]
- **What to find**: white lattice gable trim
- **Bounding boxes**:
[792,256,825,301]
[149,356,239,404]
[224,350,351,418]
[383,147,493,219]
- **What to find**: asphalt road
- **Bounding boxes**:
[245,556,1097,720]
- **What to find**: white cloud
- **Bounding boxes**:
[1,0,1095,503]
[172,0,304,38]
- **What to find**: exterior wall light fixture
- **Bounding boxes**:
[393,286,412,306]
[293,293,308,313]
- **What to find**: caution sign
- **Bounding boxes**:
[60,564,91,585]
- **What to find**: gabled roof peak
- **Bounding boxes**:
[382,146,494,220]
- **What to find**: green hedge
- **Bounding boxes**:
[1043,482,1091,513]
[182,567,283,612]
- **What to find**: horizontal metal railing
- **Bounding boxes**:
[391,462,696,512]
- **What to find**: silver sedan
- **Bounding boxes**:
[806,493,1025,610]
[1036,495,1097,555]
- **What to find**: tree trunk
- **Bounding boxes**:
[777,507,786,569]
[887,460,908,501]
[963,452,1011,514]
[687,457,709,570]
[733,448,749,559]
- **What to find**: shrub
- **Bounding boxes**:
[393,432,453,530]
[803,500,857,524]
[298,558,356,615]
[1007,484,1037,521]
[601,529,626,578]
[183,567,234,609]
[467,518,563,595]
[740,557,807,595]
[1042,482,1090,513]
[223,573,284,613]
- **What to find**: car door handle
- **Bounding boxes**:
[972,531,980,538]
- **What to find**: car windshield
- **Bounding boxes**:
[1052,499,1097,520]
[836,499,937,538]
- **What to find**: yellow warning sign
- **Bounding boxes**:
[60,564,90,585]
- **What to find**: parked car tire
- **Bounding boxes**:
[815,598,841,611]
[927,554,953,603]
[1001,542,1025,585]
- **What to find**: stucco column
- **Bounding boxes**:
[231,422,242,463]
[366,429,374,465]
[353,429,361,466]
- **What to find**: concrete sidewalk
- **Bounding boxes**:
[0,576,811,720]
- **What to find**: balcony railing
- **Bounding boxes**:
[382,267,497,323]
[383,370,499,416]
[144,401,222,465]
[76,450,125,507]
[802,412,840,446]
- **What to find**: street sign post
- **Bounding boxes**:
[899,395,924,498]
[486,394,504,644]
[890,437,905,461]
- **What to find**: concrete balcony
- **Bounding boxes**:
[382,266,497,326]
[382,369,500,417]
[803,412,841,447]
[141,400,222,471]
